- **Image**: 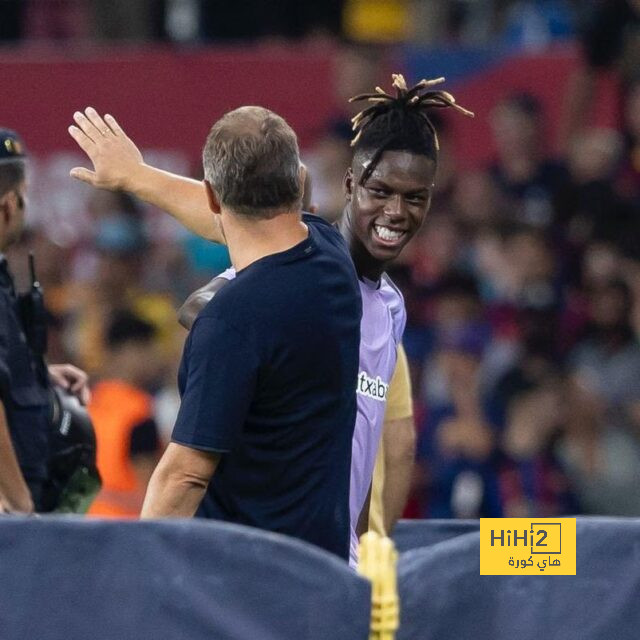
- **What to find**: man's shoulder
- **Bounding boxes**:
[302,212,335,230]
[196,265,280,325]
[197,274,246,318]
[303,213,347,249]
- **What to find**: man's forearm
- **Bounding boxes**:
[129,165,223,243]
[140,442,219,518]
[140,464,207,518]
[0,401,34,513]
[382,416,416,532]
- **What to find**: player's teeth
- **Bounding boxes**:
[375,225,402,241]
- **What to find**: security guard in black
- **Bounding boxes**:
[0,254,51,510]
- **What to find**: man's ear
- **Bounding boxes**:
[0,191,15,228]
[204,180,222,215]
[300,163,313,211]
[343,167,354,201]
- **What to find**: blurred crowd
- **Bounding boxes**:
[3,0,640,521]
[1,0,581,47]
[395,92,640,519]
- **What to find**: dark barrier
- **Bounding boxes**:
[0,517,371,640]
[392,519,478,553]
[397,517,640,640]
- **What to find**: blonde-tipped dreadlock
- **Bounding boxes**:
[348,73,473,185]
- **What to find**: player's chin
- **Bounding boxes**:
[366,233,408,262]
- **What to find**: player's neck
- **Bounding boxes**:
[338,208,385,283]
[352,242,385,282]
[223,210,309,271]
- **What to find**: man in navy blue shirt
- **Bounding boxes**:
[115,106,362,560]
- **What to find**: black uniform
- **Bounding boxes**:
[0,254,51,510]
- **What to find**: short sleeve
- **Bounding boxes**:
[171,314,259,452]
[384,344,413,421]
[381,274,406,344]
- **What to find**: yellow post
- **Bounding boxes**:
[357,531,399,640]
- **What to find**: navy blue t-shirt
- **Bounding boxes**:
[172,214,361,560]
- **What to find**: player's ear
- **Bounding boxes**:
[204,180,222,215]
[300,163,313,211]
[343,167,354,201]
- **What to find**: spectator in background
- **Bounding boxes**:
[616,76,640,203]
[302,121,352,223]
[400,268,482,395]
[88,311,161,517]
[498,376,576,517]
[489,93,569,228]
[305,45,385,222]
[417,323,501,518]
[490,295,562,426]
[452,169,506,234]
[561,0,640,148]
[569,279,640,431]
[557,127,630,269]
[65,208,179,378]
[558,278,640,515]
[489,289,578,517]
[409,214,465,288]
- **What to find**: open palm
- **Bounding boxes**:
[68,107,144,191]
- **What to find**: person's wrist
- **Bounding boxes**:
[122,161,147,194]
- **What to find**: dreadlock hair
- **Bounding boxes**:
[349,73,474,185]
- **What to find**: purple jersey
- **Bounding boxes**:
[211,267,406,566]
[349,275,405,564]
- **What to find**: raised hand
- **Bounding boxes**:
[68,107,144,191]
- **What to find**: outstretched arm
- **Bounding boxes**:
[68,108,222,243]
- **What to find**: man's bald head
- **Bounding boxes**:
[203,106,302,218]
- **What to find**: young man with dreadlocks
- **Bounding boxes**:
[69,75,472,563]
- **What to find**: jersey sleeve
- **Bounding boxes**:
[384,343,413,422]
[171,314,259,453]
[381,274,407,344]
